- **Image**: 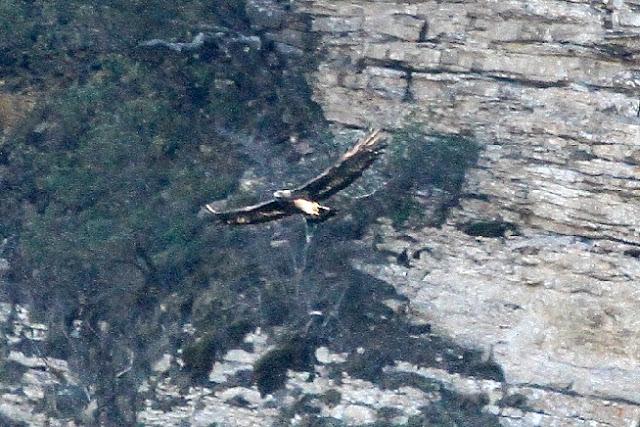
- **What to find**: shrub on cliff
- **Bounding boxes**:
[0,0,324,421]
[385,124,481,226]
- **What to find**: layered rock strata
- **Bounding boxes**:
[296,0,640,425]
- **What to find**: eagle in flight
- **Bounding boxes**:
[202,129,387,225]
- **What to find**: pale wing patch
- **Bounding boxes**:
[293,199,321,216]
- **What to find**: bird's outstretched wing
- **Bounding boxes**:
[204,200,293,225]
[202,129,387,226]
[293,129,387,201]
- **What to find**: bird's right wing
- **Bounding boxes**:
[293,129,387,201]
[202,199,293,225]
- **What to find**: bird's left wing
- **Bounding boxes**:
[202,199,293,225]
[293,129,387,201]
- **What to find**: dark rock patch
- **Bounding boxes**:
[460,221,519,238]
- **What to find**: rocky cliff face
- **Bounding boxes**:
[3,1,640,426]
[298,0,640,425]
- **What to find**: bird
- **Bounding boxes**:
[202,129,387,225]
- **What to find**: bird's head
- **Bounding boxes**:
[273,189,293,199]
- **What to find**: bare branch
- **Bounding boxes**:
[138,31,261,53]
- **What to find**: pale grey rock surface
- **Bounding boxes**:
[138,329,443,426]
[296,0,640,425]
[360,225,640,426]
[0,303,83,426]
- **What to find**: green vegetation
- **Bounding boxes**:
[0,1,323,423]
[391,125,480,192]
[382,124,481,227]
[182,334,219,381]
[0,360,28,384]
[182,309,255,382]
[0,1,237,85]
[320,389,342,407]
[12,56,236,301]
[389,197,423,228]
[254,334,315,396]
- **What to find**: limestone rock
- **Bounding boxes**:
[315,346,348,364]
[152,354,173,374]
[300,0,640,425]
[245,0,287,30]
[0,303,81,426]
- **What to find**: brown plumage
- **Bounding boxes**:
[202,129,387,225]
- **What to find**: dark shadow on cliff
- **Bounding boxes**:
[241,214,503,425]
[177,125,495,423]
